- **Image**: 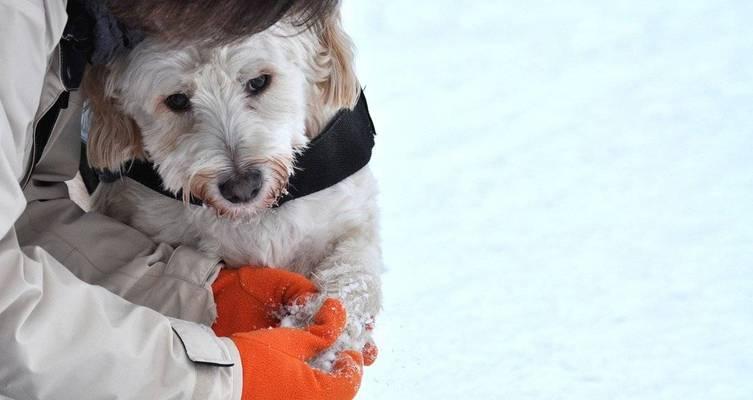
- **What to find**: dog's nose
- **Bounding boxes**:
[218,169,263,204]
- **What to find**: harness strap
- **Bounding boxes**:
[278,90,376,205]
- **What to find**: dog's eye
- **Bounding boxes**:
[164,93,191,112]
[245,75,270,95]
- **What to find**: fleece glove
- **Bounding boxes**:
[230,298,364,400]
[212,266,378,366]
[212,267,318,336]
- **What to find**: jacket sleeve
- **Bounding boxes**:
[0,1,242,399]
[0,230,241,400]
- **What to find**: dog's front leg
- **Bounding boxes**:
[310,224,383,355]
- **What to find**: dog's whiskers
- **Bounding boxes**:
[266,155,293,207]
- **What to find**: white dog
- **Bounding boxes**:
[82,11,382,367]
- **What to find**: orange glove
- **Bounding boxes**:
[212,266,379,366]
[212,267,318,337]
[231,298,363,400]
[362,339,378,366]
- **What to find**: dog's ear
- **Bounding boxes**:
[82,64,145,171]
[316,11,360,110]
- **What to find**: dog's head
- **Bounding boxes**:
[84,12,358,218]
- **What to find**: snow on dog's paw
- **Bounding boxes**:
[277,295,322,329]
[276,293,374,372]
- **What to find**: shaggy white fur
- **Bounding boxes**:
[84,13,382,363]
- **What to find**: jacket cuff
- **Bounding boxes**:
[169,318,233,366]
[169,319,242,400]
[221,337,244,400]
[162,245,223,326]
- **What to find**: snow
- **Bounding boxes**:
[341,1,753,398]
[278,295,373,372]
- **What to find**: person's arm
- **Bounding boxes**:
[0,228,241,400]
[0,2,240,399]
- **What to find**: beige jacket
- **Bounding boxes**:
[0,1,242,399]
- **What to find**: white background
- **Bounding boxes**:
[342,1,753,398]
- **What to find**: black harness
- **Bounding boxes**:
[90,91,377,207]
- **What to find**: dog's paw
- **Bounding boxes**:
[277,292,376,371]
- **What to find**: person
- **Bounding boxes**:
[0,1,364,399]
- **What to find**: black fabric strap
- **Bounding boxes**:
[86,91,377,208]
[278,90,376,205]
[98,159,204,205]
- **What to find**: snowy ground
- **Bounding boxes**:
[342,1,753,398]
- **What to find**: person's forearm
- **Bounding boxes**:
[0,229,240,400]
[16,194,223,326]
